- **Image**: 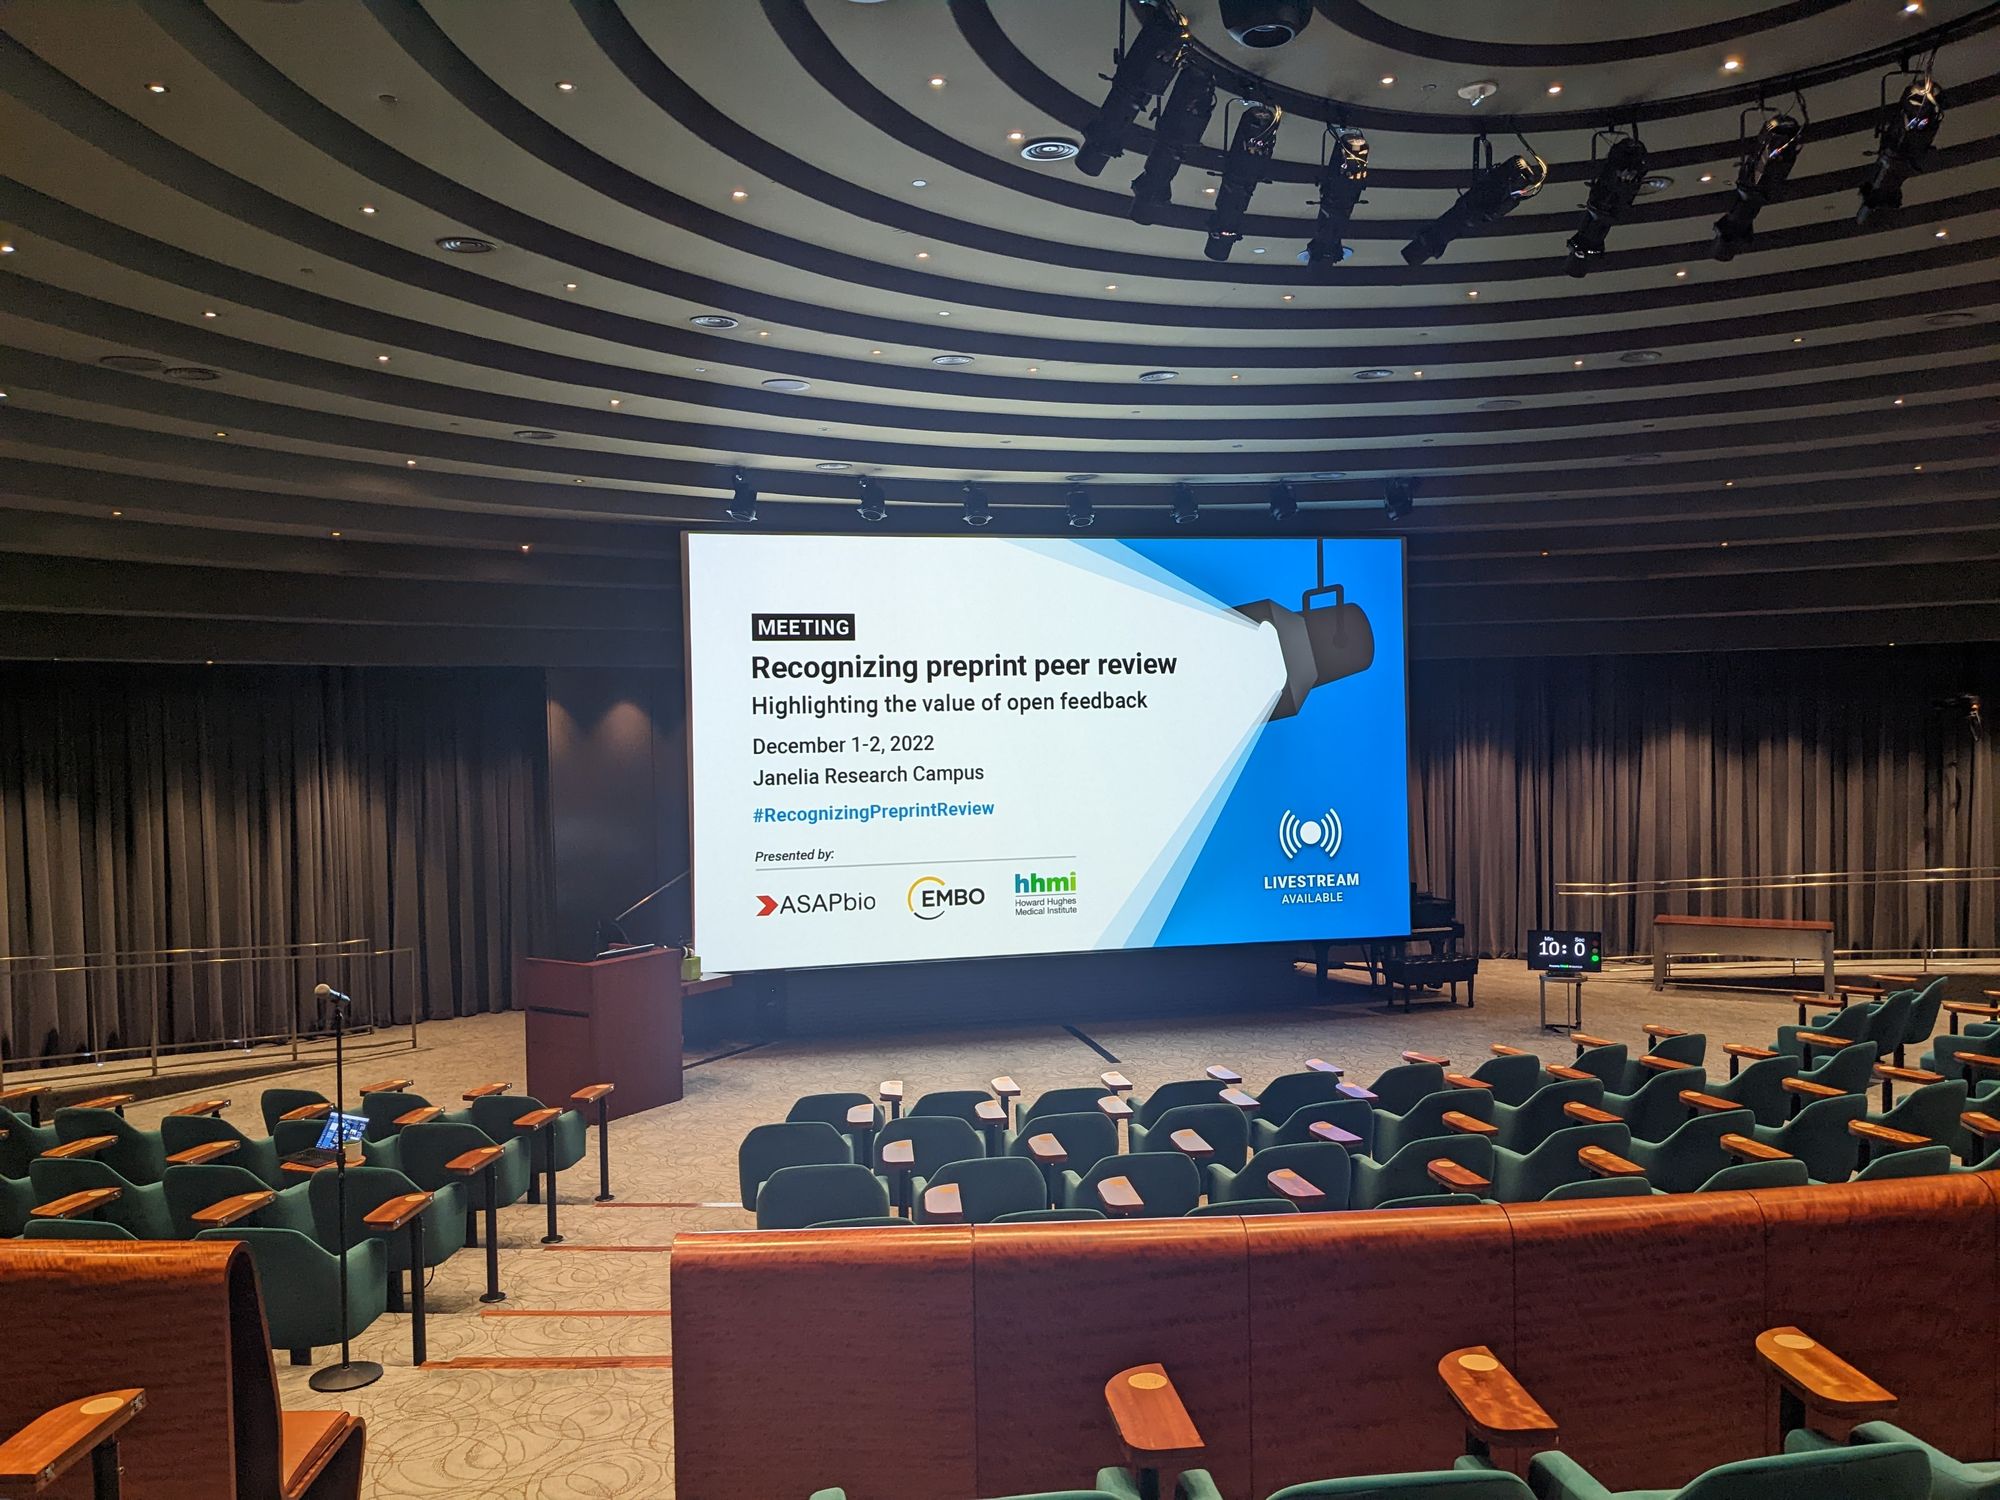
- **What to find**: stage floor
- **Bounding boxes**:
[105,956,1993,1499]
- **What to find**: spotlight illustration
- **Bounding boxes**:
[1233,538,1375,719]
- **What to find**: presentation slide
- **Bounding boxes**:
[684,534,1411,973]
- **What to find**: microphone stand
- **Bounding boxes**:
[309,987,382,1392]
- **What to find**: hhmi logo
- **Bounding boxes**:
[1012,870,1079,918]
[1278,809,1342,860]
[1013,871,1076,895]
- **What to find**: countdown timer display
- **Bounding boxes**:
[1527,929,1602,973]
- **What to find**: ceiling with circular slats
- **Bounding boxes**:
[0,0,1996,664]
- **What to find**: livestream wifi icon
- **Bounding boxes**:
[1278,809,1342,860]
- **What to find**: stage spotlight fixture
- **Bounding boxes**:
[1711,111,1804,261]
[1130,66,1216,223]
[855,476,887,522]
[1565,135,1649,278]
[1269,481,1298,521]
[1232,539,1375,719]
[1858,76,1942,226]
[961,482,992,527]
[1220,0,1310,47]
[1076,1,1189,177]
[1066,486,1096,528]
[1171,482,1200,525]
[1384,475,1416,522]
[1402,141,1546,265]
[1301,128,1367,274]
[1205,101,1283,260]
[726,469,758,523]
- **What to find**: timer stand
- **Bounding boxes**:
[1539,970,1586,1033]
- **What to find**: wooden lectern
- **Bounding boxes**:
[521,946,686,1123]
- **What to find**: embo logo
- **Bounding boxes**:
[1277,808,1343,860]
[756,892,874,917]
[751,612,856,643]
[1013,871,1077,894]
[907,875,985,920]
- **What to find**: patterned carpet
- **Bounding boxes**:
[104,957,1988,1498]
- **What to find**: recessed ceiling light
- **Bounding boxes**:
[816,461,851,471]
[1914,464,1924,470]
[1546,83,1562,95]
[160,365,219,381]
[1636,175,1674,196]
[689,314,739,329]
[146,82,169,94]
[1572,359,1584,367]
[1380,75,1395,86]
[1281,293,1294,301]
[405,459,417,467]
[910,179,928,188]
[1479,398,1523,410]
[1791,335,1804,344]
[1230,373,1240,380]
[932,354,974,366]
[1252,247,1266,255]
[360,204,377,215]
[762,378,811,392]
[1893,397,1904,405]
[756,329,771,336]
[1104,284,1117,292]
[111,510,122,517]
[609,398,621,406]
[1203,186,1216,195]
[1722,56,1743,71]
[928,76,945,88]
[557,81,575,91]
[1466,289,1478,297]
[513,429,558,440]
[1905,1,1923,12]
[1413,370,1423,377]
[331,530,342,538]
[1007,131,1024,142]
[1027,366,1039,373]
[1619,350,1664,364]
[435,236,496,254]
[0,242,13,253]
[376,354,390,362]
[213,430,227,437]
[1675,268,1688,278]
[1354,368,1394,380]
[1699,173,1714,183]
[1021,138,1080,162]
[202,309,218,318]
[730,189,748,201]
[1935,227,1949,238]
[1138,369,1178,382]
[99,355,163,372]
[915,251,929,259]
[564,282,578,290]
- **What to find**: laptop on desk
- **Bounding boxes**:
[282,1110,367,1171]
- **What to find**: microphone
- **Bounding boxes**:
[314,983,355,1005]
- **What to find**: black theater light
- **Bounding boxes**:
[1065,486,1096,529]
[1269,481,1298,522]
[1858,76,1942,226]
[1384,475,1416,522]
[1130,66,1216,224]
[961,481,992,527]
[726,469,758,523]
[1171,482,1200,525]
[1712,110,1804,261]
[1402,139,1546,266]
[1205,101,1283,261]
[1076,1,1189,177]
[1301,128,1367,274]
[855,476,888,522]
[1565,134,1649,278]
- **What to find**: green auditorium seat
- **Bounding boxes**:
[356,1090,447,1141]
[1624,1108,1758,1194]
[308,1164,466,1306]
[1130,1079,1227,1130]
[1361,1062,1445,1116]
[1866,1078,1968,1148]
[915,1156,1047,1224]
[1777,1001,1877,1061]
[1008,1110,1119,1191]
[1184,1197,1301,1217]
[908,1089,999,1129]
[1566,1040,1627,1090]
[1470,1052,1542,1106]
[875,1115,984,1189]
[1,1173,34,1236]
[1129,1102,1250,1169]
[1602,1066,1709,1142]
[1698,1158,1811,1191]
[1351,1135,1493,1210]
[196,1225,389,1364]
[1927,1026,2000,1082]
[163,1162,315,1237]
[52,1107,167,1184]
[1248,1070,1355,1131]
[992,1207,1108,1223]
[1374,1087,1496,1159]
[787,1092,881,1159]
[812,1216,914,1228]
[1887,977,1948,1062]
[1524,1435,1928,1500]
[21,1217,139,1240]
[1375,1192,1486,1210]
[1252,1097,1378,1155]
[756,1163,890,1229]
[1802,1040,1879,1094]
[1059,1152,1201,1218]
[1790,1422,2000,1500]
[1543,1177,1656,1201]
[398,1119,533,1228]
[466,1093,589,1197]
[1751,1092,1866,1182]
[738,1121,851,1210]
[28,1156,174,1238]
[259,1087,330,1134]
[1205,1141,1352,1210]
[1014,1086,1113,1134]
[158,1113,287,1188]
[1492,1077,1606,1154]
[1851,1144,1953,1181]
[811,1486,1129,1500]
[1622,1031,1707,1083]
[0,1105,57,1179]
[1485,1122,1632,1202]
[1703,1052,1800,1128]
[1179,1468,1537,1500]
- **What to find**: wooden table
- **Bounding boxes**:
[362,1191,436,1366]
[1653,914,1835,995]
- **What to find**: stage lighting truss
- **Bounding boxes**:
[1205,98,1284,260]
[1712,99,1806,261]
[1565,131,1649,278]
[1301,127,1368,273]
[1402,134,1547,266]
[1232,538,1375,719]
[1859,69,1943,226]
[1076,0,1189,177]
[1131,65,1216,224]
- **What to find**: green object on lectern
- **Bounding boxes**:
[682,950,702,982]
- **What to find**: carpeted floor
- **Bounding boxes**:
[102,956,1989,1499]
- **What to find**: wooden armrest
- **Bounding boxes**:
[1838,985,1885,999]
[1578,1146,1647,1178]
[362,1190,435,1231]
[1402,1051,1451,1067]
[1797,1033,1850,1050]
[1443,1073,1494,1091]
[1205,1065,1243,1084]
[1168,1128,1214,1157]
[190,1190,276,1228]
[1755,1327,1897,1417]
[1096,1175,1144,1214]
[1306,1057,1344,1073]
[1945,1002,2000,1019]
[1849,1120,1929,1148]
[1988,990,2000,1001]
[31,1187,122,1220]
[1546,1065,1594,1082]
[1961,1112,2000,1141]
[1569,1034,1616,1050]
[1955,1052,2000,1074]
[1725,1043,1780,1061]
[460,1083,512,1101]
[974,1100,1007,1125]
[1426,1158,1491,1192]
[990,1075,1021,1100]
[1869,974,1924,986]
[166,1140,241,1166]
[1722,1134,1792,1162]
[1563,1102,1621,1125]
[166,1098,229,1117]
[513,1107,560,1130]
[445,1145,505,1175]
[394,1105,443,1126]
[1026,1133,1067,1165]
[1873,1064,1944,1085]
[1783,1077,1846,1099]
[41,1135,117,1160]
[71,1093,136,1112]
[1644,1024,1688,1039]
[279,1103,332,1121]
[356,1078,413,1096]
[1096,1095,1134,1121]
[1438,1347,1559,1445]
[1100,1071,1133,1094]
[1336,1083,1379,1103]
[1639,1054,1695,1072]
[878,1080,905,1105]
[0,1084,49,1105]
[1442,1111,1499,1136]
[1489,1044,1533,1058]
[921,1182,964,1222]
[1104,1363,1203,1463]
[1793,993,1846,1011]
[880,1140,915,1169]
[570,1083,615,1104]
[1218,1088,1260,1112]
[0,1389,147,1489]
[1680,1090,1743,1115]
[1266,1168,1326,1203]
[1308,1121,1364,1147]
[845,1104,878,1128]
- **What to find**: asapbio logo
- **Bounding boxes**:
[755,892,876,916]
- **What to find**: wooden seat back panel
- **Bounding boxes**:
[1245,1205,1514,1494]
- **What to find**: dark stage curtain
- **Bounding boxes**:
[1409,647,1997,959]
[0,664,550,1064]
